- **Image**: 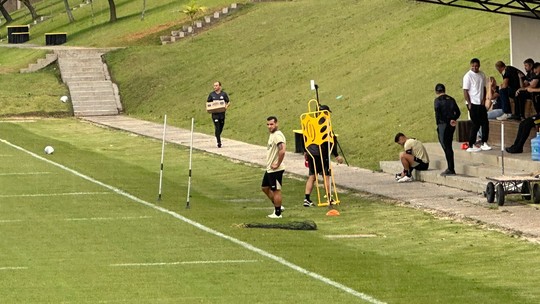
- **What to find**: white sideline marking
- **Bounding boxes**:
[0,266,27,270]
[0,192,111,198]
[0,172,50,176]
[110,260,258,267]
[65,216,152,221]
[0,138,386,304]
[325,234,379,239]
[0,219,23,223]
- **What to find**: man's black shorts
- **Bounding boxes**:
[413,157,429,171]
[261,170,284,191]
[307,156,330,176]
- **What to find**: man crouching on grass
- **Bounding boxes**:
[394,132,430,183]
[262,116,286,218]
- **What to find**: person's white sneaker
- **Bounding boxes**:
[496,113,512,121]
[480,143,492,151]
[466,146,481,152]
[267,212,282,219]
[397,175,413,183]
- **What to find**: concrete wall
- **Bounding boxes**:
[510,15,540,66]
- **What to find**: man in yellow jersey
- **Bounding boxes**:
[262,116,286,218]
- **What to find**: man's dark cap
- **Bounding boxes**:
[435,83,445,93]
[319,105,332,112]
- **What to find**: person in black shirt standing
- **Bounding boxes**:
[207,81,230,148]
[434,83,461,176]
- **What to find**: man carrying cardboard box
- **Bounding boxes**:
[207,81,230,148]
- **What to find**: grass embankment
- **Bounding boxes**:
[1,0,509,169]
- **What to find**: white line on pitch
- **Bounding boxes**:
[0,219,23,223]
[0,138,386,304]
[110,260,259,267]
[0,192,111,198]
[0,266,28,270]
[65,216,152,221]
[0,171,50,176]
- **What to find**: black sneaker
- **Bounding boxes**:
[505,146,523,154]
[440,169,456,176]
[217,143,222,148]
[303,199,314,207]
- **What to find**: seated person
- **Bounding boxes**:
[506,63,540,153]
[477,77,504,142]
[496,61,525,121]
[515,62,540,119]
[486,77,504,119]
[394,133,430,182]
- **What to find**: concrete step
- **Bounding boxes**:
[425,142,538,173]
[59,66,104,73]
[379,160,487,193]
[380,141,540,194]
[74,109,119,117]
[63,75,106,82]
[71,95,116,101]
[67,81,113,88]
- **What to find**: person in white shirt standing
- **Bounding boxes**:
[463,58,492,152]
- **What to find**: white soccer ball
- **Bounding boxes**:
[44,146,54,154]
[60,96,69,103]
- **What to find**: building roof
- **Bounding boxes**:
[416,0,540,20]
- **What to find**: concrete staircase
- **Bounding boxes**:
[56,49,121,117]
[20,53,58,73]
[380,142,540,194]
[161,3,240,45]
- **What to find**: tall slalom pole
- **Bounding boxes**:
[157,114,167,201]
[186,117,194,209]
[501,121,505,176]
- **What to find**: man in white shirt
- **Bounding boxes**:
[463,58,491,152]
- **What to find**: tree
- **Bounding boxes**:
[20,0,38,21]
[108,0,117,22]
[63,0,75,23]
[0,0,14,24]
[182,0,206,35]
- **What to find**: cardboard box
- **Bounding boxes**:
[206,100,227,113]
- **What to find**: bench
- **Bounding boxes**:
[292,129,339,153]
[7,25,29,44]
[293,129,304,153]
[456,119,536,152]
[45,32,67,45]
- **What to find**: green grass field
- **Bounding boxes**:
[1,119,540,303]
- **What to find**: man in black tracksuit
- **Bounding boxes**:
[506,63,540,153]
[434,83,461,176]
[207,81,230,148]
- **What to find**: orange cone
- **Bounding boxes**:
[326,209,340,216]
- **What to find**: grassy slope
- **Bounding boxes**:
[0,0,508,169]
[0,119,539,303]
[104,0,509,169]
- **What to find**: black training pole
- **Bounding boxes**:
[336,140,349,166]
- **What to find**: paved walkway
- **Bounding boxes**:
[81,115,540,242]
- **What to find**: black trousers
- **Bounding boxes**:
[212,113,225,144]
[468,104,489,147]
[511,114,540,150]
[437,123,455,172]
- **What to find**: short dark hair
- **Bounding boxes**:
[267,116,278,122]
[495,61,506,69]
[533,62,540,69]
[470,58,480,65]
[435,83,445,93]
[524,58,535,66]
[394,132,405,143]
